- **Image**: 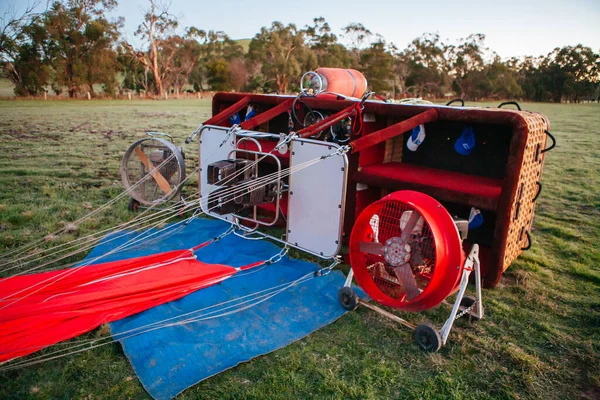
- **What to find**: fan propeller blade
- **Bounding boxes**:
[400,211,422,243]
[135,146,172,194]
[393,263,421,300]
[359,241,385,256]
[369,214,380,242]
[409,238,425,268]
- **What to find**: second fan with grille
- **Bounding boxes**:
[120,132,186,211]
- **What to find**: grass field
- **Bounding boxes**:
[0,78,15,97]
[0,99,598,399]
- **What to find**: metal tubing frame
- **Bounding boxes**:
[344,267,354,288]
[225,148,282,227]
[439,243,483,344]
[349,108,438,154]
[240,98,294,131]
[345,243,484,348]
[204,96,250,127]
[198,127,349,260]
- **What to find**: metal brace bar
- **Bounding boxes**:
[344,267,354,288]
[439,244,482,345]
[359,300,417,330]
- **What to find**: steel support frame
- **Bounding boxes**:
[344,243,484,349]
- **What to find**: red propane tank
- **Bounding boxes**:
[303,68,368,98]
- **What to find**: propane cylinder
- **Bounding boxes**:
[301,68,368,98]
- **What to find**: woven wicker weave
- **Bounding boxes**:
[502,112,549,270]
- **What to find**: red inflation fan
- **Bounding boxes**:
[349,190,464,312]
[340,190,484,352]
[0,241,264,364]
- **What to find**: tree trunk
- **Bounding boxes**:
[149,44,163,96]
[147,3,163,96]
[276,74,287,94]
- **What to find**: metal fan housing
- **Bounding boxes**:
[120,137,186,206]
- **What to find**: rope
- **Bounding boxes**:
[3,153,315,279]
[0,124,270,273]
[0,150,182,266]
[0,257,341,371]
[5,256,341,369]
[1,120,246,268]
[0,194,201,275]
[0,145,344,308]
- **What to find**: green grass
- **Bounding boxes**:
[0,99,598,399]
[0,78,15,97]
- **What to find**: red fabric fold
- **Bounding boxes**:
[0,250,251,363]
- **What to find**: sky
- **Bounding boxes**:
[3,0,600,59]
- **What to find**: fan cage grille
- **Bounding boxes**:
[123,138,183,204]
[354,199,437,303]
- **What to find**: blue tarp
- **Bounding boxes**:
[84,218,356,400]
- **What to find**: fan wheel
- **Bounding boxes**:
[414,324,442,352]
[338,287,359,311]
[349,190,464,312]
[128,198,140,212]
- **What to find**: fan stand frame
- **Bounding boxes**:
[342,243,484,352]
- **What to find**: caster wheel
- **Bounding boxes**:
[338,287,359,311]
[128,198,140,212]
[414,324,442,352]
[460,295,480,321]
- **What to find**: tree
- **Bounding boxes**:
[304,17,351,67]
[0,1,47,95]
[125,0,178,96]
[360,37,395,92]
[248,22,308,94]
[342,23,372,51]
[42,0,121,97]
[403,33,450,97]
[188,29,244,92]
[118,46,149,94]
[8,22,51,96]
[165,30,202,92]
[517,56,546,101]
[487,59,522,99]
[447,34,487,97]
[517,45,600,102]
[155,32,201,93]
[544,45,599,102]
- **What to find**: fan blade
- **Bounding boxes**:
[393,263,421,300]
[369,214,380,242]
[359,241,385,256]
[400,211,421,243]
[135,146,172,194]
[409,237,425,268]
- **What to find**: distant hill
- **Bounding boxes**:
[235,38,251,53]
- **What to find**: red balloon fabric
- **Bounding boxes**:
[0,249,247,363]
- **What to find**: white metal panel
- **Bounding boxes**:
[287,139,348,258]
[198,126,236,222]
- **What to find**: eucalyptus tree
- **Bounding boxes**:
[248,21,309,93]
[42,0,121,97]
